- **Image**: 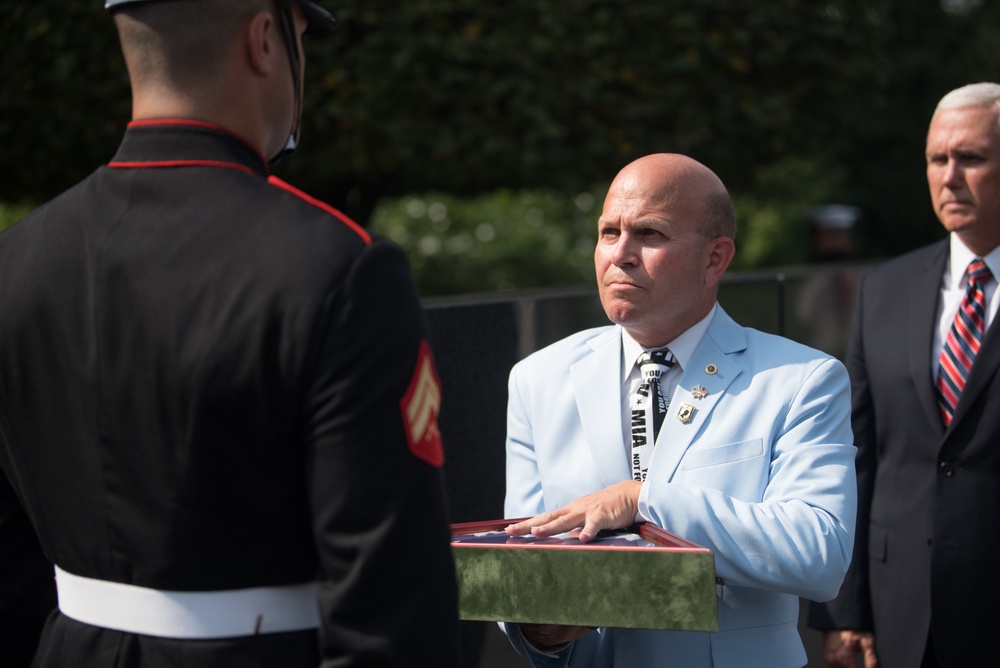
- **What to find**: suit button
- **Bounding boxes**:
[938,461,955,477]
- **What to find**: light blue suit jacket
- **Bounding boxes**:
[502,306,856,667]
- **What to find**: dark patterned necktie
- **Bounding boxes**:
[630,348,676,481]
[937,259,992,426]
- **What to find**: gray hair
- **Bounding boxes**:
[935,83,1000,126]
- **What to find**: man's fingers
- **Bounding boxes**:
[529,514,581,538]
[506,510,572,536]
[577,514,609,542]
[505,511,556,534]
[504,520,533,536]
[861,639,878,668]
[822,630,854,668]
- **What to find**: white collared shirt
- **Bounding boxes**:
[931,234,1000,379]
[619,304,716,454]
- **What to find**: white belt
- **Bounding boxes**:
[55,566,320,639]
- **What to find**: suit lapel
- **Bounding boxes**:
[649,308,745,482]
[570,327,632,487]
[951,278,1000,430]
[909,242,948,433]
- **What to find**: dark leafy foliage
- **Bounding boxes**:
[4,0,1000,276]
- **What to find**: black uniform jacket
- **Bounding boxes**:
[810,239,1000,668]
[0,120,460,667]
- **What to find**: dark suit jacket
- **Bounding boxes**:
[810,238,1000,668]
[0,121,460,667]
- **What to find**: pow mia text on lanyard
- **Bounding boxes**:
[630,351,673,482]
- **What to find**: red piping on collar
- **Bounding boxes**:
[108,159,259,176]
[267,176,372,245]
[126,118,269,167]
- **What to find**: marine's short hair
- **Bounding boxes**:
[113,0,269,88]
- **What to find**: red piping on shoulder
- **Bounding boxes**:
[267,176,372,245]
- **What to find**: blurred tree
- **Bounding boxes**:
[732,157,846,270]
[286,0,896,222]
[0,2,130,202]
[835,0,998,260]
[372,187,602,295]
[5,0,1000,293]
[0,202,33,234]
[2,1,890,215]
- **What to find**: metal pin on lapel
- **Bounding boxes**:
[677,403,696,423]
[705,364,718,375]
[691,385,708,399]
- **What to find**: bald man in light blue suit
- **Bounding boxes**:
[501,154,857,668]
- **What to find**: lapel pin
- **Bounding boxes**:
[677,403,696,423]
[691,385,708,399]
[705,363,718,375]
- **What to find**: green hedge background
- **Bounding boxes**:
[4,0,1000,295]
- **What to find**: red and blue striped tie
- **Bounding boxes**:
[937,259,992,426]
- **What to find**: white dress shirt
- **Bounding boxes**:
[932,234,1000,378]
[619,304,716,455]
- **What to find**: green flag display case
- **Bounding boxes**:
[451,519,718,632]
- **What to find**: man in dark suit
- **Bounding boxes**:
[810,82,1000,668]
[0,1,460,666]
